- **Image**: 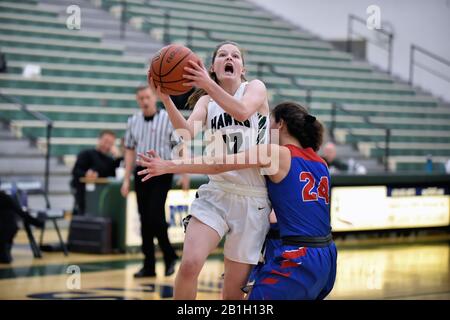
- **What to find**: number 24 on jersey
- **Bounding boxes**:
[300,171,330,204]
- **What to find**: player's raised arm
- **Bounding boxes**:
[149,77,206,139]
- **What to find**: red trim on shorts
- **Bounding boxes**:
[261,277,279,285]
[280,260,299,269]
[270,269,292,278]
[281,247,307,260]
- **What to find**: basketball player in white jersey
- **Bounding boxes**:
[148,41,270,300]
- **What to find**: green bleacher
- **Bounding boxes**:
[0,0,448,172]
[0,0,145,158]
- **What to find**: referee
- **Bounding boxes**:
[121,85,188,278]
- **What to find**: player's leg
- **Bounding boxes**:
[221,194,271,299]
[248,257,306,300]
[316,243,338,300]
[174,216,221,299]
[250,244,337,300]
[222,258,253,300]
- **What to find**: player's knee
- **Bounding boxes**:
[178,257,203,279]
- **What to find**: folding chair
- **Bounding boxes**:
[1,181,68,258]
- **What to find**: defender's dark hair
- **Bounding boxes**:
[187,41,247,109]
[272,102,324,151]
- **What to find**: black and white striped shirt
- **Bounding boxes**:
[124,109,179,160]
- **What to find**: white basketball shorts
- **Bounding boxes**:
[190,180,271,265]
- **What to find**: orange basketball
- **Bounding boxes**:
[148,44,201,96]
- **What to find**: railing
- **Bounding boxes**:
[347,14,394,74]
[330,102,391,172]
[163,10,171,45]
[186,24,225,50]
[120,0,169,42]
[409,44,450,87]
[0,93,53,208]
[140,10,172,46]
[120,0,127,39]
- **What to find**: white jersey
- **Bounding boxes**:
[205,81,269,187]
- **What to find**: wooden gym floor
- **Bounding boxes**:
[0,229,449,300]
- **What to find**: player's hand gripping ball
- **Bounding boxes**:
[148,44,201,96]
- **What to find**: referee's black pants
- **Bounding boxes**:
[134,168,178,272]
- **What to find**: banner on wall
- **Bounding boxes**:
[331,186,450,232]
[165,189,198,244]
[126,185,449,246]
[125,191,142,247]
[125,189,198,247]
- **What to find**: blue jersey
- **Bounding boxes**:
[267,144,331,238]
[248,145,336,300]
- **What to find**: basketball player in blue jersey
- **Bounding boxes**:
[247,102,336,300]
[148,41,271,300]
[137,101,337,300]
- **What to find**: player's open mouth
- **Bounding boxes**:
[224,63,234,75]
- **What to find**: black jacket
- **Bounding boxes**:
[70,149,122,188]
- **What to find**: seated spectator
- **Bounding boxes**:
[322,142,349,173]
[322,142,367,174]
[70,130,123,215]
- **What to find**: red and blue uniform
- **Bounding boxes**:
[248,144,337,300]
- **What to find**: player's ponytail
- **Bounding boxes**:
[272,102,324,151]
[187,41,247,109]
